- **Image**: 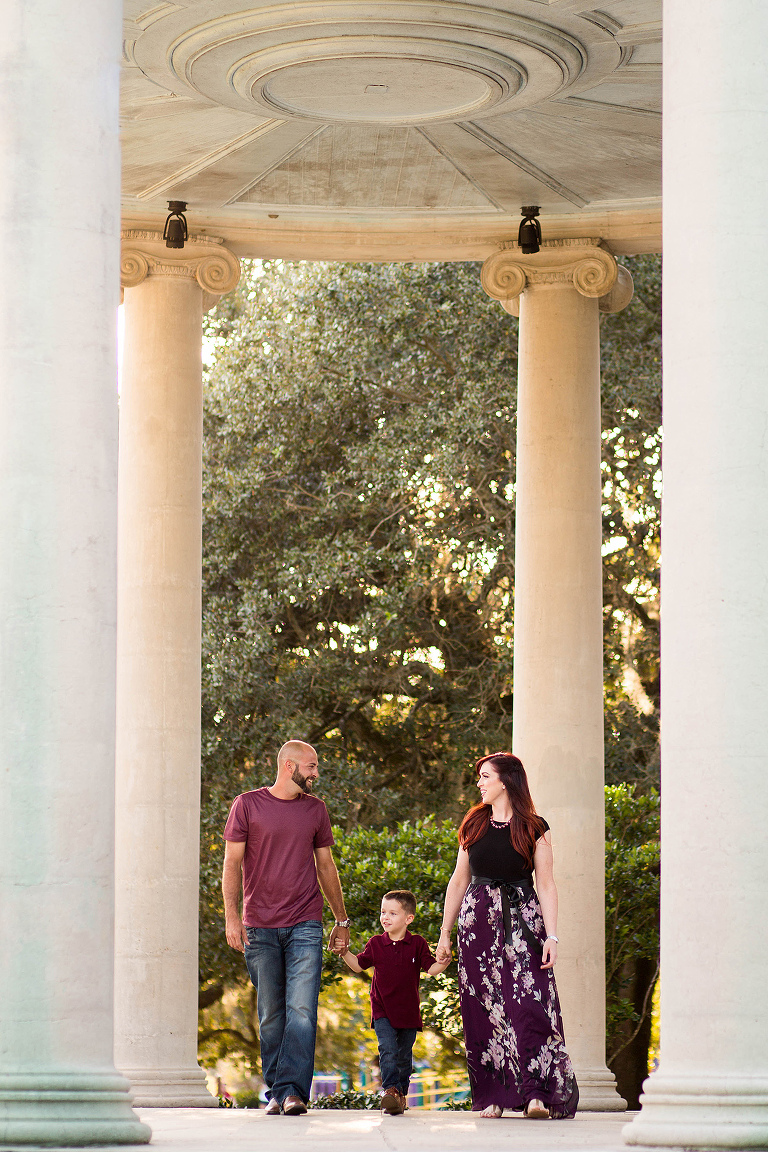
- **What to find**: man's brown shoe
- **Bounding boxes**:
[380,1088,405,1115]
[264,1098,281,1116]
[282,1095,307,1116]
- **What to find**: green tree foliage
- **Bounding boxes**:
[600,259,661,789]
[312,978,379,1083]
[198,982,260,1077]
[320,818,463,1057]
[198,257,661,1077]
[199,974,380,1087]
[605,783,660,1107]
[201,792,660,1087]
[200,818,461,1074]
[201,261,520,838]
[200,259,522,989]
[320,818,456,959]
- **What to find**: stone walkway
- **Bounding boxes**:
[127,1107,637,1152]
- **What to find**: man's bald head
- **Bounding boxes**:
[275,740,319,797]
[277,740,317,771]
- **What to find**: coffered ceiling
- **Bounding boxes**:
[121,1,662,259]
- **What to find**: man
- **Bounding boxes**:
[222,740,350,1116]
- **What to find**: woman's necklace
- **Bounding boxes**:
[490,816,510,829]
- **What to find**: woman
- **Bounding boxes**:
[436,752,578,1119]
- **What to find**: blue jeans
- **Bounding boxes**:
[374,1017,417,1095]
[244,920,323,1104]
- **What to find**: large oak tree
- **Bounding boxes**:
[198,257,661,1104]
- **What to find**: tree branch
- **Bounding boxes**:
[198,983,224,1010]
[607,959,659,1064]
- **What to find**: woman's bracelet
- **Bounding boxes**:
[545,934,559,943]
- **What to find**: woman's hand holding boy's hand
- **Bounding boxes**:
[428,958,451,975]
[436,930,452,964]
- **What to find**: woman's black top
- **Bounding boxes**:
[467,818,550,883]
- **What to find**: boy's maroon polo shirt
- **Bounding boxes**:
[357,930,436,1029]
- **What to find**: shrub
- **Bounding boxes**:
[439,1097,473,1110]
[311,1089,380,1109]
[233,1090,261,1108]
[605,782,660,1106]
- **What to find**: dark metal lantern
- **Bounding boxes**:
[518,205,542,254]
[163,200,188,249]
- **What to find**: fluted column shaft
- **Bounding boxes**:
[624,0,768,1147]
[115,234,239,1106]
[0,0,149,1145]
[482,239,633,1111]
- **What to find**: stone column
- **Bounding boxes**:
[115,233,239,1106]
[0,0,150,1145]
[624,0,768,1147]
[482,239,633,1111]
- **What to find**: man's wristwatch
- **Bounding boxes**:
[334,918,351,928]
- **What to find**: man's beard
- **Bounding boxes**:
[291,766,313,793]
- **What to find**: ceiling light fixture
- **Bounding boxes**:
[163,200,188,249]
[518,205,541,254]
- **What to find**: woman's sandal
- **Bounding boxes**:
[525,1098,550,1119]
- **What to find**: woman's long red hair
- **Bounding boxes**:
[458,753,546,869]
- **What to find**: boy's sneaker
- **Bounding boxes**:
[381,1088,405,1115]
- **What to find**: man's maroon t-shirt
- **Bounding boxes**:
[223,788,334,928]
[357,930,436,1029]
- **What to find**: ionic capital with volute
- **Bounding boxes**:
[481,237,633,316]
[120,231,240,310]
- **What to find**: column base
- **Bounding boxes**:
[575,1065,627,1111]
[120,1067,217,1107]
[0,1072,151,1145]
[624,1074,768,1148]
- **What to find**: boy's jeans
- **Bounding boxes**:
[374,1016,417,1095]
[244,920,323,1104]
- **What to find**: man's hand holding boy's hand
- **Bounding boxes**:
[329,924,350,955]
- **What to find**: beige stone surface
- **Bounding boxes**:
[0,0,149,1143]
[120,0,662,257]
[119,203,662,261]
[624,0,768,1146]
[131,1107,638,1152]
[114,236,239,1108]
[482,240,629,1111]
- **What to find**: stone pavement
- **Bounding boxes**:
[125,1107,637,1152]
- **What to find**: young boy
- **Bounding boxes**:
[340,889,450,1115]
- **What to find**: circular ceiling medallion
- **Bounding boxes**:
[252,56,510,124]
[227,36,526,123]
[132,2,621,126]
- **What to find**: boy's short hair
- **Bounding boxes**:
[382,889,417,916]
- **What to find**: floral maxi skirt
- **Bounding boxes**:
[457,881,579,1117]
